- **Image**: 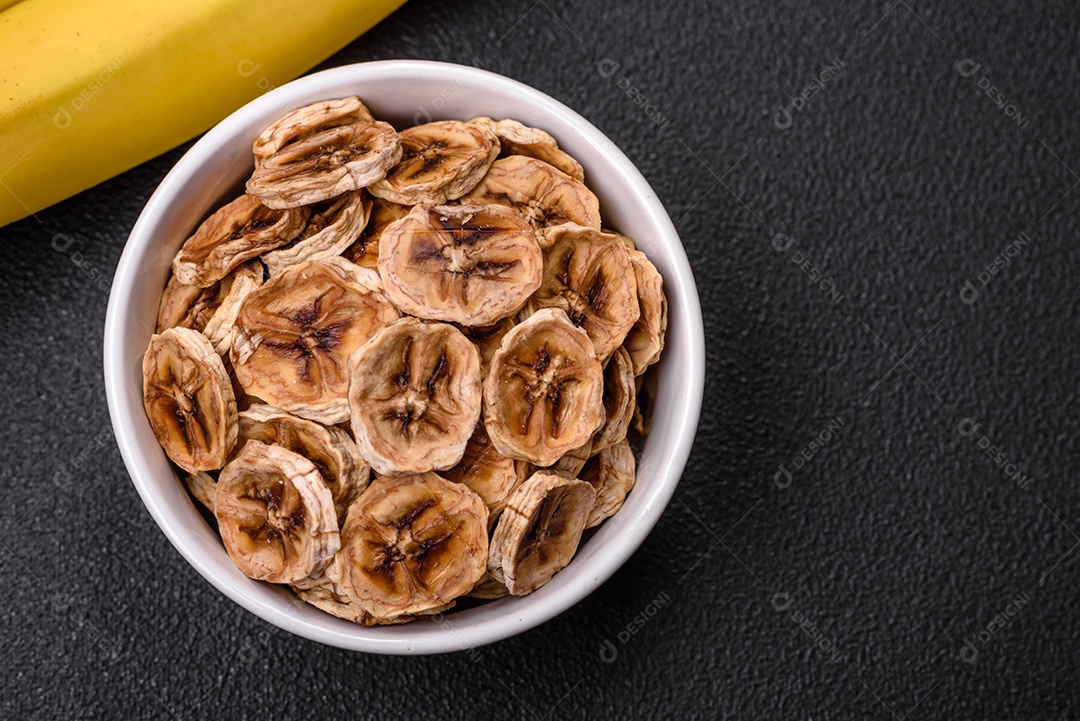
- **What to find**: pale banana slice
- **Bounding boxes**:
[172,194,308,287]
[201,261,264,355]
[458,316,516,376]
[347,317,482,475]
[238,404,370,523]
[547,439,592,477]
[441,420,528,525]
[293,556,371,625]
[525,224,639,362]
[216,441,340,584]
[143,327,238,473]
[184,471,217,513]
[247,120,402,208]
[368,120,499,205]
[581,438,636,528]
[466,571,509,600]
[344,197,410,269]
[156,276,218,333]
[231,257,400,424]
[470,117,585,181]
[252,96,375,163]
[377,203,543,326]
[462,156,600,238]
[488,472,596,595]
[262,191,371,275]
[623,249,668,375]
[337,473,489,619]
[591,345,636,454]
[483,308,605,466]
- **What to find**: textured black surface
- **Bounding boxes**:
[2,0,1079,718]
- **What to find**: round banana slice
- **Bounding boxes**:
[526,224,640,362]
[581,439,636,528]
[466,571,509,600]
[201,261,264,355]
[462,156,600,238]
[458,316,516,376]
[231,256,400,424]
[344,197,410,269]
[347,317,482,475]
[623,249,668,375]
[441,420,528,524]
[483,308,605,466]
[488,472,596,595]
[247,120,403,209]
[337,473,489,619]
[143,327,238,473]
[172,194,309,287]
[216,441,340,584]
[547,439,592,477]
[377,203,543,326]
[470,117,585,181]
[238,404,370,522]
[184,471,218,513]
[368,120,499,205]
[252,96,375,163]
[591,346,636,454]
[262,191,371,275]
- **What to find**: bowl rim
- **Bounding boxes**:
[104,59,704,654]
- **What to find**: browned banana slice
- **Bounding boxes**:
[441,420,528,524]
[215,441,340,584]
[231,257,400,424]
[591,346,636,454]
[172,194,308,287]
[488,472,596,595]
[143,327,238,473]
[344,197,410,269]
[157,276,217,333]
[200,261,264,355]
[458,316,516,376]
[252,96,375,163]
[336,473,489,618]
[247,120,402,208]
[238,404,370,522]
[462,156,600,237]
[184,471,217,513]
[262,191,371,275]
[377,204,542,326]
[526,224,639,362]
[470,117,585,181]
[368,120,499,205]
[347,317,482,475]
[466,571,509,600]
[623,249,668,375]
[483,308,605,466]
[547,439,592,477]
[581,439,636,528]
[293,556,371,625]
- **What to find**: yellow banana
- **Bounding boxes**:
[0,0,406,227]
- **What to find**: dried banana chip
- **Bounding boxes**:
[470,117,585,181]
[156,276,219,333]
[143,327,238,473]
[262,191,371,275]
[172,194,308,287]
[184,471,218,513]
[623,249,668,375]
[292,555,371,625]
[441,420,528,525]
[201,261,264,355]
[591,345,636,454]
[347,317,482,476]
[483,308,605,466]
[581,439,636,528]
[466,571,509,600]
[377,203,543,326]
[344,197,410,269]
[488,472,595,595]
[458,316,516,376]
[215,441,340,584]
[336,473,489,619]
[231,257,400,424]
[252,96,375,163]
[547,439,592,477]
[368,120,499,205]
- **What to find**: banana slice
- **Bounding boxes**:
[458,316,516,376]
[526,224,640,362]
[470,117,585,181]
[215,441,340,584]
[483,308,605,466]
[247,120,402,209]
[238,404,370,522]
[184,471,218,513]
[462,156,600,238]
[336,473,489,619]
[252,96,375,163]
[592,346,636,454]
[547,439,592,477]
[377,203,543,326]
[347,317,482,475]
[231,257,400,424]
[441,420,528,525]
[143,327,238,473]
[623,249,668,375]
[344,197,410,269]
[158,262,263,355]
[488,472,596,595]
[581,438,636,528]
[200,261,264,355]
[172,194,308,287]
[466,571,509,600]
[262,191,371,275]
[292,555,371,625]
[368,120,499,205]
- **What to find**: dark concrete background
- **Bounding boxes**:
[2,0,1078,718]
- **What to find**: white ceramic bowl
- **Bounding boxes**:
[104,60,704,654]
